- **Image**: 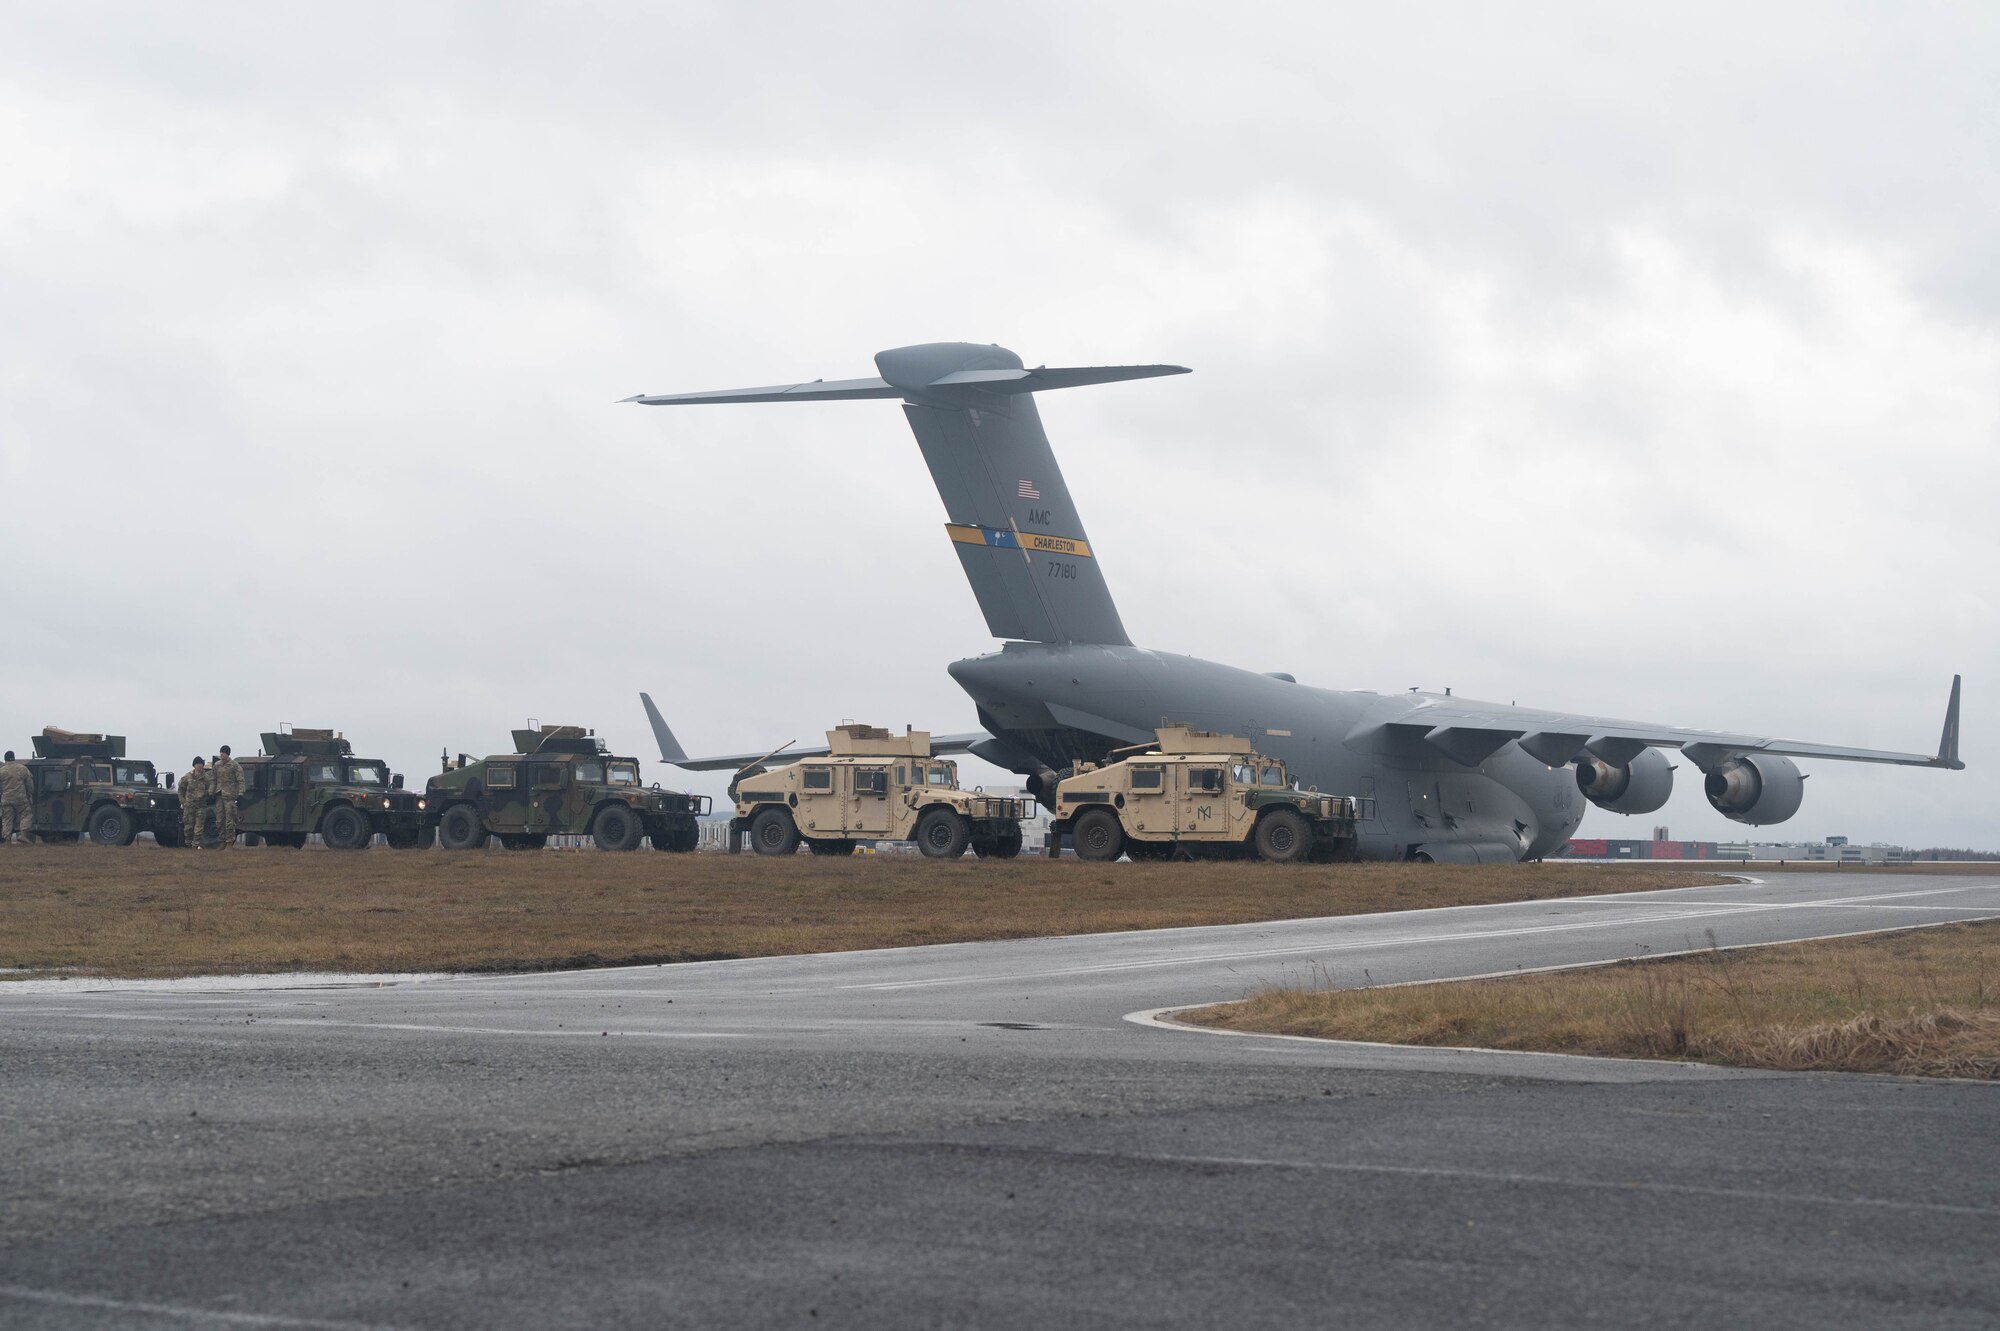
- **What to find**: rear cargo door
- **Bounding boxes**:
[1124,763,1166,835]
[236,763,268,831]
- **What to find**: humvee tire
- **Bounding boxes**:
[915,807,970,859]
[437,804,487,851]
[321,804,373,851]
[654,826,699,853]
[155,824,184,848]
[1253,807,1312,864]
[973,827,1023,859]
[88,805,137,847]
[748,807,800,856]
[591,804,644,852]
[1071,807,1124,862]
[807,839,856,856]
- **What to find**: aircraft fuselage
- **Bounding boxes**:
[950,642,1584,862]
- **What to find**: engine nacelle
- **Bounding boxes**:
[1704,753,1804,826]
[1574,748,1674,815]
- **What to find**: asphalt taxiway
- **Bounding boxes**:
[3,871,1996,1328]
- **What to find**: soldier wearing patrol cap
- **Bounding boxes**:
[211,745,244,848]
[179,756,211,849]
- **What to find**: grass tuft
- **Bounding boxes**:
[1184,921,2000,1079]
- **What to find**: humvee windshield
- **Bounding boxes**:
[607,762,639,786]
[347,762,387,786]
[81,762,112,784]
[308,761,342,783]
[1230,762,1289,787]
[114,762,156,787]
[924,764,954,787]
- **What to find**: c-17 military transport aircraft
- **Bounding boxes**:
[629,342,1963,863]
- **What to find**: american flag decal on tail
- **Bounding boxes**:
[1017,479,1040,500]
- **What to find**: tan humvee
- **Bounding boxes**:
[1050,725,1369,863]
[732,724,1029,858]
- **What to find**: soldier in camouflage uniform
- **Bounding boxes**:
[179,756,211,849]
[1,750,31,845]
[211,745,244,848]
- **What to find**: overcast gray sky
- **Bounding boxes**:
[2,2,1993,846]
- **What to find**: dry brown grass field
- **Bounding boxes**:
[0,845,1725,980]
[1186,921,2000,1080]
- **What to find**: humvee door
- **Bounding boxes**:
[845,764,893,837]
[36,764,77,831]
[237,762,266,826]
[264,760,305,825]
[1136,755,1168,831]
[1176,763,1226,836]
[526,759,568,834]
[484,762,528,831]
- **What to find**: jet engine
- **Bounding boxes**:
[1703,753,1804,826]
[1574,748,1673,815]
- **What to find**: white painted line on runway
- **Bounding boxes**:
[1557,882,1997,909]
[847,891,2000,991]
[1029,1150,2000,1219]
[17,1012,753,1039]
[0,1282,408,1329]
[1120,1005,1745,1075]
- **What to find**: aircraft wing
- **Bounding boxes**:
[1363,676,1964,771]
[640,694,988,770]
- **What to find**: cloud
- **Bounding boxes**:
[0,2,1993,845]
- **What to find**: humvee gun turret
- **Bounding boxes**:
[1050,725,1371,863]
[235,728,432,850]
[427,724,708,852]
[732,724,1029,858]
[21,727,182,846]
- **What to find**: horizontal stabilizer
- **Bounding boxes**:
[624,364,1187,408]
[924,364,1190,395]
[622,376,901,406]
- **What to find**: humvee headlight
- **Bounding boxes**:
[416,798,426,811]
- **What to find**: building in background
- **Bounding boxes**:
[1555,830,1917,863]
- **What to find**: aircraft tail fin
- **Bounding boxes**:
[1938,674,1964,769]
[628,343,1187,645]
[639,692,687,764]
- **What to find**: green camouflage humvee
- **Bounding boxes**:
[427,725,708,852]
[235,728,432,850]
[20,727,183,846]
